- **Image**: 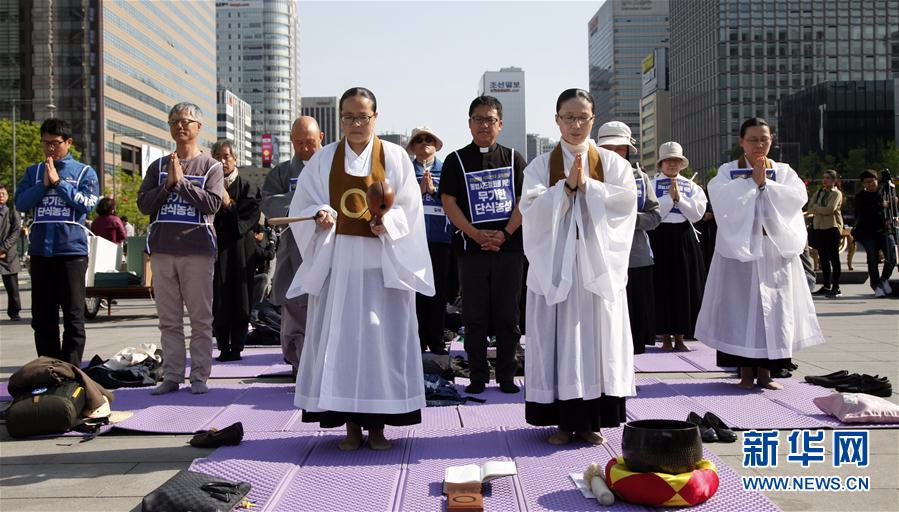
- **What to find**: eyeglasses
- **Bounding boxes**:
[470,116,499,126]
[745,137,772,145]
[40,139,67,149]
[412,135,435,145]
[340,114,375,126]
[168,119,199,128]
[558,115,595,126]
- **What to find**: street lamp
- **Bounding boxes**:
[110,131,145,198]
[9,99,56,194]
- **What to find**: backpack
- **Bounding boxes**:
[6,381,87,438]
[423,373,485,407]
[246,301,281,345]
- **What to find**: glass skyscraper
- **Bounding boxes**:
[588,0,670,141]
[670,0,899,176]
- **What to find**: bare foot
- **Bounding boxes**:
[660,336,674,351]
[758,380,783,390]
[338,423,363,451]
[736,381,755,390]
[674,342,690,352]
[548,429,572,445]
[575,431,606,445]
[367,428,391,450]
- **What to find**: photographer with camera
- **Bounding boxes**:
[853,169,897,297]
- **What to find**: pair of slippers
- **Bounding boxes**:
[686,412,737,443]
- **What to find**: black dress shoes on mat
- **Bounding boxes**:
[190,422,244,448]
[702,412,737,443]
[835,375,893,397]
[687,412,718,443]
[805,371,857,388]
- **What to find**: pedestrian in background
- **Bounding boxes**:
[808,169,844,298]
[0,184,22,321]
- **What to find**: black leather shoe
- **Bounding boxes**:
[464,381,486,394]
[190,421,244,448]
[835,375,892,397]
[804,370,848,384]
[806,372,862,388]
[499,381,520,394]
[687,412,718,443]
[812,286,831,296]
[702,412,737,443]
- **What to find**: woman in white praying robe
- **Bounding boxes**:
[286,87,434,450]
[648,142,708,351]
[520,89,637,446]
[695,117,824,390]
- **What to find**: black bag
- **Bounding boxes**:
[246,301,281,345]
[6,380,87,438]
[141,470,251,512]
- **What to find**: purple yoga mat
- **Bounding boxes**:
[0,380,9,400]
[112,385,249,433]
[455,377,525,405]
[203,383,301,433]
[189,432,320,510]
[634,345,703,372]
[677,342,735,372]
[186,348,286,379]
[661,379,831,430]
[628,377,712,423]
[397,428,523,512]
[459,403,530,428]
[506,426,646,512]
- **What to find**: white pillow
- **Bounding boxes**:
[813,392,899,424]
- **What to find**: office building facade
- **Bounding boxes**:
[1,0,215,190]
[217,89,253,166]
[300,96,341,145]
[778,80,896,166]
[478,67,527,160]
[588,0,670,141]
[526,133,556,163]
[217,0,299,167]
[670,0,899,176]
[639,48,671,173]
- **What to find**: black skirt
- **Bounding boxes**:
[626,265,656,354]
[302,409,421,430]
[716,351,792,371]
[649,221,706,337]
[525,396,626,432]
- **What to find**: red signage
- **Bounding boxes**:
[261,134,272,167]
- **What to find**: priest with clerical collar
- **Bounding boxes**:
[286,87,434,451]
[438,95,527,395]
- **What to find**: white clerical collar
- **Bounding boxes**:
[344,137,374,176]
[479,146,490,153]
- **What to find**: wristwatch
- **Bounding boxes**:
[49,178,60,188]
[502,228,513,240]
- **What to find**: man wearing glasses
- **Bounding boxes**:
[15,118,99,365]
[407,126,452,355]
[261,116,324,377]
[138,103,224,395]
[438,96,527,394]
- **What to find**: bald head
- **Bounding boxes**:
[291,116,324,161]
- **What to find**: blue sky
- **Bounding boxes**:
[298,1,604,157]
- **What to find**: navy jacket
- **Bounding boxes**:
[413,157,452,244]
[15,154,99,257]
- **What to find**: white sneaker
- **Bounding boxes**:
[874,286,886,298]
[881,281,893,295]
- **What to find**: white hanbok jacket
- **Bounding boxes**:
[287,137,434,414]
[520,143,638,402]
[695,160,824,360]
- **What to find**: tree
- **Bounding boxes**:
[0,118,82,189]
[93,166,150,234]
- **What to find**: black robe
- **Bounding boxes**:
[212,174,261,354]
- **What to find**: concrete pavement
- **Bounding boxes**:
[0,273,896,511]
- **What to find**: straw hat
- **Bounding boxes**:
[595,121,638,154]
[406,126,444,152]
[656,141,690,170]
